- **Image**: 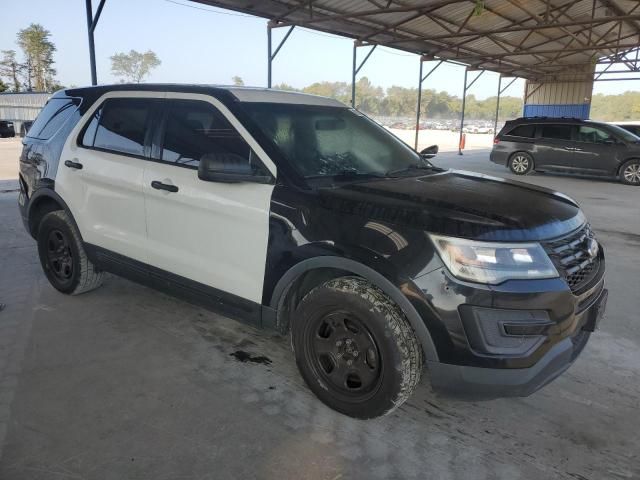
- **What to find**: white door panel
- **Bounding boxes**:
[56,91,166,264]
[56,148,148,263]
[143,162,273,303]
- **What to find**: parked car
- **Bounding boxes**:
[19,85,607,418]
[491,117,640,185]
[0,120,15,138]
[615,123,640,137]
[474,124,494,134]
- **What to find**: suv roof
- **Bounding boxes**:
[506,117,589,124]
[60,83,345,108]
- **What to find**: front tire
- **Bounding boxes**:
[37,210,104,295]
[620,159,640,185]
[291,277,423,419]
[509,152,534,175]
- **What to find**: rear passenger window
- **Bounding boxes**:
[507,124,536,138]
[160,100,258,170]
[81,98,153,157]
[27,98,80,140]
[541,124,573,140]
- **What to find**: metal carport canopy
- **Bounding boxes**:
[191,0,640,81]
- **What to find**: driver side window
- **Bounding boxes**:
[578,126,614,144]
[160,99,267,175]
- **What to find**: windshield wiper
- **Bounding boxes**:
[386,163,440,177]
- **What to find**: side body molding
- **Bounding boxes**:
[269,256,439,362]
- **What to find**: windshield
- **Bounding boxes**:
[609,124,640,143]
[242,102,423,179]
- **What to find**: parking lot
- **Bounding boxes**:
[0,136,639,479]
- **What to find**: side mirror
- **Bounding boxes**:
[198,153,272,184]
[420,144,439,159]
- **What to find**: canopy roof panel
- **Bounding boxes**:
[192,0,640,80]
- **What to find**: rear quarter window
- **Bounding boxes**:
[27,97,80,140]
[506,124,536,138]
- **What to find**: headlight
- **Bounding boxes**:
[430,234,558,284]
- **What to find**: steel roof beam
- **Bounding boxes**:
[377,14,640,42]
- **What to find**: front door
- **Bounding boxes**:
[573,125,621,175]
[142,95,276,306]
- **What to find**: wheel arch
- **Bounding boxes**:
[269,256,439,362]
[617,157,640,176]
[27,188,82,241]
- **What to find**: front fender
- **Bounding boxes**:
[268,254,439,362]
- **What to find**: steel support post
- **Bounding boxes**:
[351,43,357,107]
[458,69,485,155]
[415,59,424,150]
[414,58,443,150]
[493,75,502,137]
[458,69,468,155]
[267,26,272,88]
[351,42,377,108]
[85,0,106,86]
[267,24,295,88]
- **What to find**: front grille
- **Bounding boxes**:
[544,225,601,294]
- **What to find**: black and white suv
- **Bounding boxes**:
[19,85,607,418]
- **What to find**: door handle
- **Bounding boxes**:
[151,180,179,193]
[573,147,583,151]
[564,147,574,151]
[64,160,83,169]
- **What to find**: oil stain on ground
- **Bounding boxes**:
[230,350,273,365]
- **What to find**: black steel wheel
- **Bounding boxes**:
[305,310,383,402]
[45,228,74,282]
[37,210,104,295]
[292,277,423,418]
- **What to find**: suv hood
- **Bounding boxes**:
[318,169,585,242]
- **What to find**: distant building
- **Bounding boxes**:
[0,92,51,132]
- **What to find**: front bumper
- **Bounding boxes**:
[428,286,606,399]
[411,248,607,399]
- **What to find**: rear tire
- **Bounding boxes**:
[291,277,423,419]
[619,159,640,185]
[509,152,534,175]
[37,210,104,295]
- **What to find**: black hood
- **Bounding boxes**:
[318,169,585,242]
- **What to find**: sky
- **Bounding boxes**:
[2,0,638,99]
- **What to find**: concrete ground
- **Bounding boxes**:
[1,137,639,479]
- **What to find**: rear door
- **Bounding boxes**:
[57,92,163,264]
[535,123,577,170]
[141,94,276,307]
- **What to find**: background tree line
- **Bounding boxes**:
[0,23,59,93]
[273,77,524,121]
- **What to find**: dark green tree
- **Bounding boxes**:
[17,24,57,91]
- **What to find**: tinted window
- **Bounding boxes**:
[27,98,79,140]
[577,126,614,144]
[161,100,264,173]
[540,124,573,140]
[507,124,536,138]
[83,98,152,157]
